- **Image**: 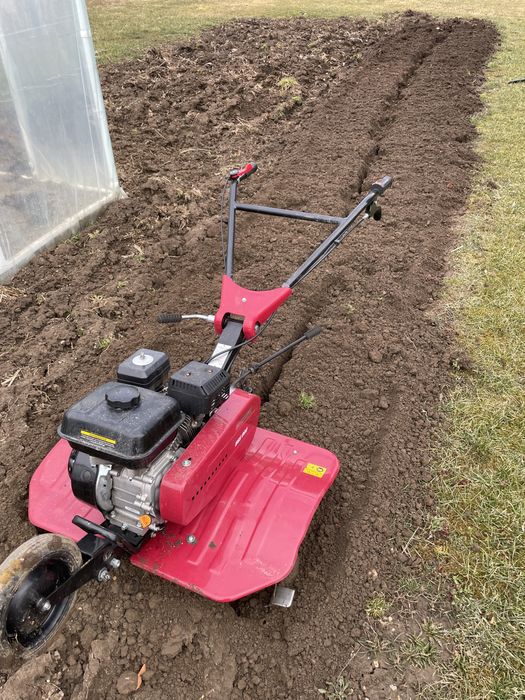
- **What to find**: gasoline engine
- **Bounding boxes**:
[63,349,229,535]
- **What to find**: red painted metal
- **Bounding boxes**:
[133,426,339,601]
[229,162,257,181]
[214,275,292,339]
[28,439,104,540]
[160,391,260,526]
[27,392,339,602]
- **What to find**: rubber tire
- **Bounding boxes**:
[0,534,82,661]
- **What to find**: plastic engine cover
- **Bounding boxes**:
[58,381,181,468]
[168,361,229,417]
[117,348,170,391]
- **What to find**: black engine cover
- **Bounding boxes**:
[59,382,181,468]
[167,361,229,417]
[68,451,98,507]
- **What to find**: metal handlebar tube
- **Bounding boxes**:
[236,202,344,226]
[207,319,245,371]
[224,165,392,289]
[225,178,238,278]
[283,179,392,289]
[225,163,258,277]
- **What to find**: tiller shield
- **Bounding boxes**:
[29,391,338,601]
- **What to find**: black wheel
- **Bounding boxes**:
[0,534,82,660]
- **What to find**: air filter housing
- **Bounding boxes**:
[117,349,170,392]
[168,361,229,417]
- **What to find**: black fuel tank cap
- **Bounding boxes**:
[105,384,141,410]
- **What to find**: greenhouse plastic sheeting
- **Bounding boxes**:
[0,0,120,281]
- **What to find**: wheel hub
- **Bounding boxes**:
[6,558,70,649]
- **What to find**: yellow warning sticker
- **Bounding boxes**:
[303,463,326,478]
[80,430,116,445]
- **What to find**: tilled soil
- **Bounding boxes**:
[0,13,498,700]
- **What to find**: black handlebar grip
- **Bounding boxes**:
[157,313,182,324]
[304,325,323,339]
[370,176,393,195]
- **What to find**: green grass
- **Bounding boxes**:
[87,0,523,63]
[87,0,525,696]
[298,390,316,410]
[318,675,352,699]
[431,16,525,697]
[97,335,113,351]
[365,592,391,619]
[401,631,438,668]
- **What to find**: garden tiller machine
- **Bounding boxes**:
[0,164,392,658]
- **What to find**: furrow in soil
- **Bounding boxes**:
[0,13,498,700]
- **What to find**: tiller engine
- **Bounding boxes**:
[0,164,392,658]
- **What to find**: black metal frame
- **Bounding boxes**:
[225,173,391,288]
[43,516,146,607]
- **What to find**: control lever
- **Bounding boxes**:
[232,326,323,388]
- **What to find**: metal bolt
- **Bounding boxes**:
[182,458,192,468]
[37,599,51,613]
[97,568,111,583]
[109,557,121,569]
[186,534,197,545]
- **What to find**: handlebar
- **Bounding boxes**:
[370,176,393,195]
[228,162,258,183]
[283,176,393,288]
[223,162,393,290]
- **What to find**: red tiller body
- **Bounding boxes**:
[159,389,260,525]
[213,275,292,340]
[28,390,340,601]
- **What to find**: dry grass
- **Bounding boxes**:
[86,0,522,63]
[0,285,23,303]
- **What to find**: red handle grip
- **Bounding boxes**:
[228,162,258,182]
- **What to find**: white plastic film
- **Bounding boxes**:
[0,0,120,280]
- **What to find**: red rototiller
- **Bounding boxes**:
[0,164,392,658]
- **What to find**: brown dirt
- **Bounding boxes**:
[0,13,498,700]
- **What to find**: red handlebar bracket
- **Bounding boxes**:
[214,275,292,339]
